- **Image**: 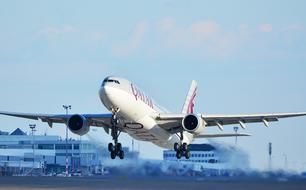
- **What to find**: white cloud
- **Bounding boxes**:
[62,25,77,33]
[190,21,220,40]
[239,24,249,36]
[112,22,148,57]
[211,34,239,58]
[91,31,106,42]
[156,18,220,50]
[156,17,176,32]
[284,24,304,31]
[37,25,77,37]
[259,24,273,32]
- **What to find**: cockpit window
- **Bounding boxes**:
[102,79,120,86]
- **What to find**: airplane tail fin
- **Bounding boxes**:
[181,80,197,114]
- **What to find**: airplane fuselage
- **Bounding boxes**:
[99,77,193,149]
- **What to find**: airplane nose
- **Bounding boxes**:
[99,86,114,109]
[99,85,111,98]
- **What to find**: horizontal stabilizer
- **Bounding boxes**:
[195,133,251,138]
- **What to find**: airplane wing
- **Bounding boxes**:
[156,112,306,132]
[0,111,119,133]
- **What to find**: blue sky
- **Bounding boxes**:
[0,0,306,171]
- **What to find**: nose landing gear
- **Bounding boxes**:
[108,111,125,159]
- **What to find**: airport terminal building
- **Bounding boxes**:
[0,128,99,175]
[163,143,250,175]
[0,128,248,177]
[0,128,138,176]
[164,144,219,163]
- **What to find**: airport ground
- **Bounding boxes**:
[0,176,306,190]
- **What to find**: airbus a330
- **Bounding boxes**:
[1,76,305,159]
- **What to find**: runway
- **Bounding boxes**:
[0,176,306,190]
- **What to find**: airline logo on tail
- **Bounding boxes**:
[187,88,197,114]
[182,80,197,114]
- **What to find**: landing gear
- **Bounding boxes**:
[174,132,190,159]
[174,143,190,159]
[108,142,124,159]
[108,111,125,159]
[176,151,182,159]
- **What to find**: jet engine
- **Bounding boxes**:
[67,114,90,136]
[182,114,205,135]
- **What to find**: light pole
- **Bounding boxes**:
[283,154,288,170]
[233,126,239,145]
[63,105,71,177]
[29,124,36,176]
[268,142,272,171]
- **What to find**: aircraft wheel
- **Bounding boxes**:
[119,150,124,159]
[185,150,190,159]
[182,143,188,151]
[117,143,122,151]
[110,151,116,159]
[108,143,114,152]
[176,151,182,159]
[174,143,180,151]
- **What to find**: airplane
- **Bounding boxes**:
[1,76,306,159]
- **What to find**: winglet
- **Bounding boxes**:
[182,80,197,114]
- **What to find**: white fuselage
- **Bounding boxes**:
[98,77,193,149]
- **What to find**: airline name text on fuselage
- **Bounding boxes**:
[131,83,154,109]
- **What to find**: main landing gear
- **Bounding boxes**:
[108,112,124,159]
[174,132,190,159]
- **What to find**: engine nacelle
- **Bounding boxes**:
[67,114,90,136]
[182,114,204,135]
